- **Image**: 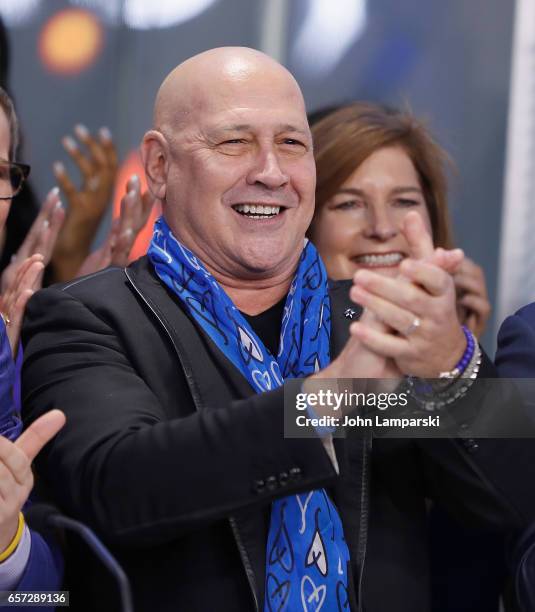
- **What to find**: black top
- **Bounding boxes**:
[241,297,285,358]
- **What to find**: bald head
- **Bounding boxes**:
[141,46,315,287]
[153,47,306,133]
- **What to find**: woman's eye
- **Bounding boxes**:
[335,200,359,210]
[395,198,419,207]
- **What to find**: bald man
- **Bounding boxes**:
[21,48,535,612]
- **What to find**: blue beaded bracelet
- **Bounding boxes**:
[439,325,475,379]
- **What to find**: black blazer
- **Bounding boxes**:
[21,257,535,612]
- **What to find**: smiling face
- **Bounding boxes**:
[310,145,432,279]
[144,49,316,285]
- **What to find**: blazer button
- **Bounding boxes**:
[463,439,479,454]
[278,472,289,487]
[289,467,302,480]
[266,476,278,491]
[253,479,265,494]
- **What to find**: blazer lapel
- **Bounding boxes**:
[125,257,266,609]
[125,256,253,407]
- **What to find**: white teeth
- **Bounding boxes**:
[233,204,282,217]
[356,253,404,266]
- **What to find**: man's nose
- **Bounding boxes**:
[246,149,289,189]
[363,206,398,241]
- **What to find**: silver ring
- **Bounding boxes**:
[405,316,421,336]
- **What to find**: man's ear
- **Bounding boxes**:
[141,130,169,200]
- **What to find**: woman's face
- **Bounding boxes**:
[0,106,11,230]
[311,145,432,279]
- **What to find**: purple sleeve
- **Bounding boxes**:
[0,320,21,442]
[12,345,23,416]
[13,531,64,610]
[17,530,63,589]
[0,322,63,602]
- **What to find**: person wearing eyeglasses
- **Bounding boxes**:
[0,84,155,603]
[0,86,66,597]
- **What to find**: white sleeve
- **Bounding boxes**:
[0,526,31,590]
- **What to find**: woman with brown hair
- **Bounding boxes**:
[308,102,490,338]
[308,102,501,612]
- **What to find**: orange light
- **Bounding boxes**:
[39,9,103,75]
[113,150,161,262]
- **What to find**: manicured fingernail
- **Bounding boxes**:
[127,189,137,199]
[130,174,139,184]
[62,136,77,151]
[74,124,89,139]
[53,161,65,174]
[55,199,64,210]
[99,126,112,141]
[49,186,60,197]
[43,219,50,229]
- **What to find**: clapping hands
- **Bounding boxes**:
[0,188,65,354]
[76,174,155,277]
[348,212,466,378]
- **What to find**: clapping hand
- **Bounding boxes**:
[1,188,64,296]
[76,175,155,277]
[0,189,64,356]
[348,212,466,378]
[0,254,44,357]
[52,125,118,281]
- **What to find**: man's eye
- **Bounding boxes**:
[282,138,305,146]
[222,139,246,145]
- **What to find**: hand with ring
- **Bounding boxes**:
[348,212,466,378]
[51,124,118,281]
[0,253,45,357]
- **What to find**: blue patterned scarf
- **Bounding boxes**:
[148,216,350,611]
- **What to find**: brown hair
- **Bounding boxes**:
[0,86,19,161]
[310,102,454,248]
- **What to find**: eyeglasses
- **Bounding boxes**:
[0,159,31,200]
